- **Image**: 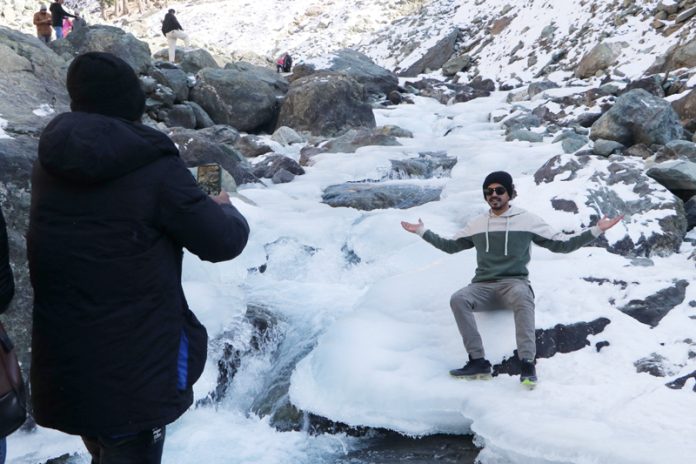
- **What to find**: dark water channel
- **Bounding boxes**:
[335,432,479,464]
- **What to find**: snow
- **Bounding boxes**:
[0,118,10,140]
[5,0,696,463]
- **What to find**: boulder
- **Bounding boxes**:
[506,129,544,143]
[190,67,280,132]
[534,154,687,257]
[271,126,305,146]
[322,183,442,210]
[575,42,626,78]
[671,88,696,122]
[167,128,258,185]
[685,196,696,230]
[528,80,560,99]
[646,160,696,194]
[160,104,196,129]
[441,55,471,76]
[647,36,696,74]
[182,101,215,129]
[0,135,38,371]
[388,151,457,179]
[590,89,683,146]
[153,48,219,74]
[397,29,458,77]
[654,140,696,163]
[253,154,304,179]
[299,49,398,97]
[620,280,689,327]
[223,61,289,96]
[323,128,401,153]
[0,26,69,132]
[276,73,375,137]
[150,63,189,102]
[52,25,151,74]
[592,139,625,156]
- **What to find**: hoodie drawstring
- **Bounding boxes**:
[504,216,509,256]
[485,216,490,253]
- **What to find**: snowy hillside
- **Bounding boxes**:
[2,0,696,463]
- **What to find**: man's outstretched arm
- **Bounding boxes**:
[401,219,474,254]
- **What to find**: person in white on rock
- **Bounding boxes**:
[161,8,190,62]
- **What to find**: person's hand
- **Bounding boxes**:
[401,219,424,234]
[211,190,230,205]
[597,214,624,232]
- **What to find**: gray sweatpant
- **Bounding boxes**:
[449,279,536,361]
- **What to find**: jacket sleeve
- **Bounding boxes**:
[529,214,601,253]
[421,229,474,254]
[158,158,250,263]
[0,208,15,314]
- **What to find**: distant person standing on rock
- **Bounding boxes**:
[49,0,76,39]
[33,4,52,44]
[161,9,190,63]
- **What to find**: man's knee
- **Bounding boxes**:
[450,288,474,312]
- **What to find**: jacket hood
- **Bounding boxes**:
[38,112,179,184]
[489,205,523,218]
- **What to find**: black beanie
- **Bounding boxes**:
[67,52,146,121]
[482,171,514,198]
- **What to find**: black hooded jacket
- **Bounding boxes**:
[161,12,183,36]
[28,112,249,436]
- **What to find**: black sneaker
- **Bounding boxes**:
[449,356,492,380]
[520,359,537,388]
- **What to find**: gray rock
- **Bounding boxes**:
[197,125,241,146]
[235,135,273,158]
[162,104,196,129]
[634,353,679,377]
[654,140,696,162]
[276,73,375,137]
[153,48,219,74]
[571,112,602,129]
[646,160,696,192]
[53,25,151,74]
[671,88,696,122]
[271,126,305,146]
[322,183,442,210]
[323,128,401,153]
[620,280,689,327]
[624,144,654,159]
[622,75,665,98]
[300,49,398,97]
[182,101,215,129]
[224,61,289,95]
[441,55,471,76]
[575,42,626,78]
[253,154,304,179]
[272,169,295,184]
[535,154,687,257]
[590,89,683,146]
[685,196,696,230]
[190,67,280,132]
[506,129,544,143]
[168,127,258,185]
[647,37,696,74]
[0,26,69,132]
[502,112,543,131]
[592,139,625,156]
[528,80,560,98]
[151,63,189,102]
[377,125,413,138]
[389,151,457,179]
[0,135,37,372]
[398,29,458,77]
[560,134,589,154]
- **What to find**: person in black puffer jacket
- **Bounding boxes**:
[28,52,250,463]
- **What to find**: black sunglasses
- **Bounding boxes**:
[484,186,507,196]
